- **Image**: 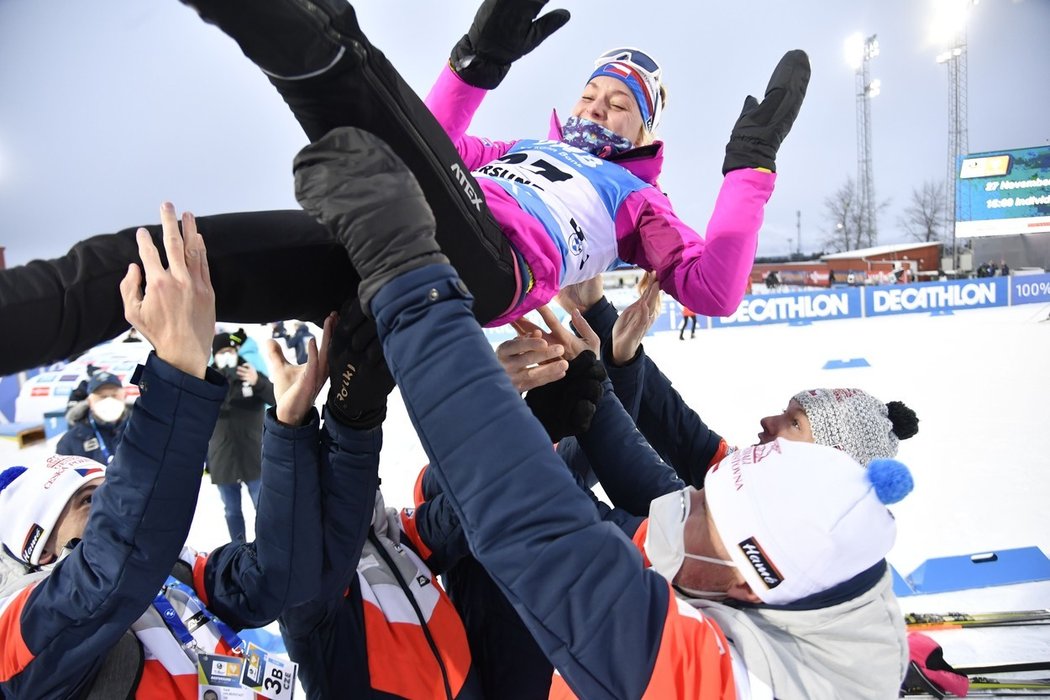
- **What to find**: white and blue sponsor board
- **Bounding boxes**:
[1010,272,1050,305]
[710,288,862,328]
[865,277,1008,317]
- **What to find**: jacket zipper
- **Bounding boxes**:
[369,530,454,700]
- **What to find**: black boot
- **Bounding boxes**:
[294,126,450,314]
[180,0,357,80]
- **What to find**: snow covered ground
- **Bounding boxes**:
[3,297,1048,685]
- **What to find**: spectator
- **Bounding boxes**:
[56,371,130,465]
[1000,259,1010,276]
[208,331,275,544]
[65,364,101,411]
[679,307,697,340]
[274,321,314,365]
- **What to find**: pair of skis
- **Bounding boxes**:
[905,609,1050,631]
[902,609,1050,696]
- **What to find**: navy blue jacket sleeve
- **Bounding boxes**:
[372,266,672,700]
[414,437,644,573]
[583,296,727,487]
[201,408,323,629]
[279,409,380,638]
[6,353,226,699]
[571,378,685,516]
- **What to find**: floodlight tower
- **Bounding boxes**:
[934,0,976,269]
[846,33,881,248]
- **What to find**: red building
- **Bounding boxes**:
[752,242,944,287]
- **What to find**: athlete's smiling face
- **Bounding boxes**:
[571,76,645,145]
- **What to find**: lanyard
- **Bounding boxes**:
[88,417,113,465]
[151,576,246,654]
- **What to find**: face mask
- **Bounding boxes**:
[91,397,126,424]
[214,352,239,370]
[646,487,737,598]
[561,115,635,158]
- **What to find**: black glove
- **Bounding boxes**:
[326,298,395,430]
[451,0,570,89]
[524,350,606,443]
[722,49,811,175]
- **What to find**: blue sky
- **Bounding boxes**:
[0,0,1047,265]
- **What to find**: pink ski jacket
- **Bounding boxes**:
[425,65,775,326]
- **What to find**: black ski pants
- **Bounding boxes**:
[0,0,520,375]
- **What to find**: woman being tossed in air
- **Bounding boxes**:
[425,0,811,325]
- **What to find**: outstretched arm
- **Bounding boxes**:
[560,280,731,487]
[427,0,569,168]
[196,321,335,629]
[373,265,675,700]
[1,203,226,698]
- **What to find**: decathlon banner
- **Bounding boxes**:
[865,278,1008,316]
[710,288,861,328]
[956,145,1050,239]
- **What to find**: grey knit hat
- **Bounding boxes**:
[792,389,918,466]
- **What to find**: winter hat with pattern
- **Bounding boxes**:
[0,455,106,566]
[792,388,918,466]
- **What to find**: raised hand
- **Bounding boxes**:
[235,363,259,387]
[325,299,394,429]
[119,202,214,379]
[515,306,607,442]
[514,305,600,362]
[451,0,571,89]
[722,49,811,174]
[265,314,335,426]
[611,276,661,366]
[496,331,567,393]
[554,276,605,315]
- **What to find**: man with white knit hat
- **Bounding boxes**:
[0,454,106,571]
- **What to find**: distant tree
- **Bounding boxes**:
[823,179,863,252]
[823,177,891,251]
[898,180,945,243]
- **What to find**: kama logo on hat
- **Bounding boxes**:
[22,524,45,562]
[738,537,784,589]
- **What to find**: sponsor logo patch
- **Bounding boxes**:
[22,524,45,562]
[738,537,784,589]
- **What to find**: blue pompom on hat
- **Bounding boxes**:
[867,458,914,505]
[0,466,28,493]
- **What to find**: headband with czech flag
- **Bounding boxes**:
[589,47,664,132]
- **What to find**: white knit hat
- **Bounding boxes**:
[0,455,106,566]
[704,438,911,605]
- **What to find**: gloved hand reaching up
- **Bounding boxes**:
[723,49,811,174]
[451,0,571,89]
[509,306,606,443]
[326,299,395,430]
